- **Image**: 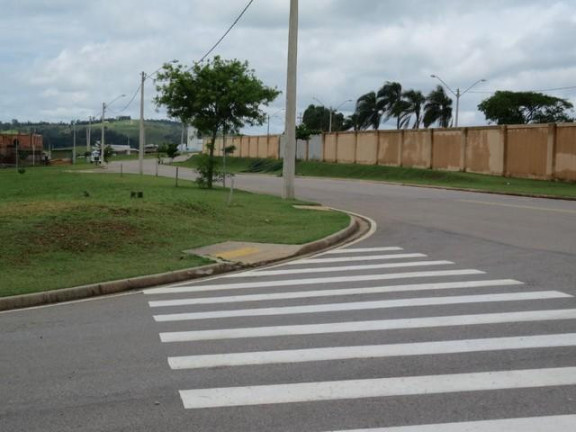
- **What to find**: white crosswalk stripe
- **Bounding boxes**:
[325,247,404,254]
[159,308,576,343]
[153,291,568,322]
[285,253,427,265]
[148,279,523,308]
[326,415,576,431]
[179,366,576,409]
[145,245,576,428]
[168,332,576,370]
[144,269,485,295]
[228,260,454,278]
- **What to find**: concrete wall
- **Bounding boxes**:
[433,129,462,171]
[296,139,308,160]
[323,133,337,163]
[402,130,432,168]
[219,123,576,182]
[336,132,356,164]
[556,124,576,181]
[465,127,504,175]
[356,131,378,165]
[308,134,323,161]
[506,125,549,179]
[378,131,402,166]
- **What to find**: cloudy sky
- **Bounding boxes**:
[2,0,576,133]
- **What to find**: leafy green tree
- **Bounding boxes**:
[302,104,345,132]
[423,85,453,128]
[155,56,279,188]
[103,145,114,163]
[478,91,574,125]
[165,143,180,160]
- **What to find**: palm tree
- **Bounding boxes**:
[377,81,405,129]
[423,85,453,128]
[401,89,426,129]
[355,91,385,130]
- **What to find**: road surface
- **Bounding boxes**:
[1,160,575,431]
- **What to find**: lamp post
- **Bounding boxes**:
[282,0,298,200]
[100,94,126,165]
[72,120,76,164]
[430,75,486,127]
[139,61,178,175]
[313,97,353,132]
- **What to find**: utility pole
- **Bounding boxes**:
[87,116,92,153]
[455,88,461,128]
[282,0,298,200]
[72,120,76,164]
[139,71,146,175]
[101,102,106,165]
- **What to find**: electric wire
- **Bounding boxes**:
[117,84,142,113]
[194,0,255,66]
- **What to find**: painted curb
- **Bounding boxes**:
[0,214,366,312]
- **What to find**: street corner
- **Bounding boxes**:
[183,241,301,265]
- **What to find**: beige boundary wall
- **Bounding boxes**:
[212,123,576,181]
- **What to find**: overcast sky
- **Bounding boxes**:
[2,0,576,133]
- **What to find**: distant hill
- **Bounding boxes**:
[0,119,184,150]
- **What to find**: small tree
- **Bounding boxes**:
[165,143,180,161]
[103,145,113,163]
[302,104,345,132]
[478,91,574,125]
[155,57,280,188]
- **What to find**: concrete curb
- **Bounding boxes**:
[0,213,366,312]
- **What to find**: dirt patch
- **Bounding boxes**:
[30,220,142,253]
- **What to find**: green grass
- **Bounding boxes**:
[0,166,349,297]
[177,156,576,199]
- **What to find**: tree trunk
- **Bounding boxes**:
[207,130,218,189]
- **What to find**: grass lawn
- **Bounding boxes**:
[0,166,349,297]
[177,156,576,199]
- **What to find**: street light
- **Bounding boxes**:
[139,60,178,175]
[100,94,126,165]
[312,97,353,133]
[430,75,486,127]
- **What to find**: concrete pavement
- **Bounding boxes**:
[1,159,575,431]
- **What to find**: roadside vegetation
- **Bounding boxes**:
[0,166,349,297]
[177,156,576,199]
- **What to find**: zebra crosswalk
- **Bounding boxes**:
[143,246,576,431]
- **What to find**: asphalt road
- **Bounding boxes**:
[1,160,575,431]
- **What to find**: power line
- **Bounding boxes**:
[196,0,255,65]
[89,0,256,122]
[117,84,142,113]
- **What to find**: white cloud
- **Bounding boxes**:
[1,0,575,128]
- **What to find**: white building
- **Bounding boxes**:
[179,126,203,152]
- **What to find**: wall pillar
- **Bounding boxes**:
[353,131,358,164]
[398,130,404,167]
[460,128,468,172]
[501,125,508,177]
[546,123,557,179]
[427,129,433,169]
